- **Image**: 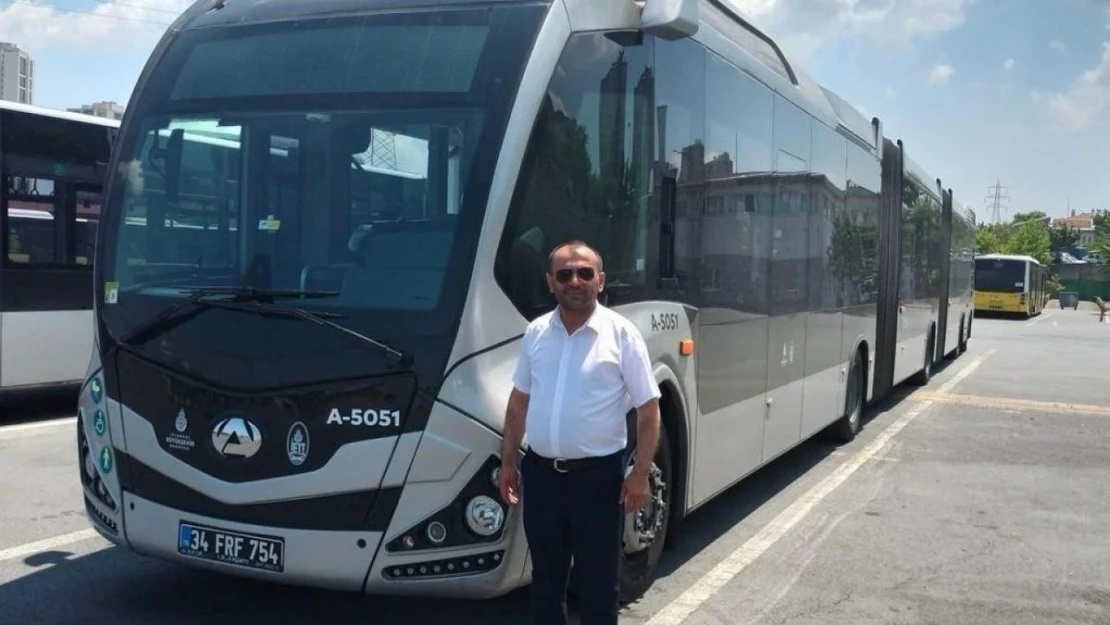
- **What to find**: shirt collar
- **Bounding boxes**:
[550,303,605,334]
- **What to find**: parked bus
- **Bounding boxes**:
[973,253,1046,317]
[940,196,976,356]
[79,0,974,602]
[0,100,118,399]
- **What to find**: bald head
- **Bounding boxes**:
[547,240,603,274]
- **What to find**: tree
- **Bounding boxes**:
[1092,212,1110,264]
[1050,224,1080,253]
[974,212,1054,264]
[1003,221,1051,264]
[976,222,1009,254]
[1012,210,1047,225]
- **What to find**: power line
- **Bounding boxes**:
[984,179,1010,224]
[95,0,184,16]
[0,0,174,27]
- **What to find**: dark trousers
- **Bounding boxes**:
[521,449,625,625]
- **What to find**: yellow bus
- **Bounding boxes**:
[973,253,1047,317]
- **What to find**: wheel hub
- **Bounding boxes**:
[623,463,666,554]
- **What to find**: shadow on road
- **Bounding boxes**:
[0,386,78,425]
[642,372,929,590]
[0,373,939,624]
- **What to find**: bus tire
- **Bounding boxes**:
[618,421,672,604]
[958,317,967,354]
[829,350,864,443]
[910,329,934,386]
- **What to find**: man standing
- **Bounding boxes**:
[499,240,662,625]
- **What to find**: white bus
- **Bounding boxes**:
[79,0,973,603]
[0,100,118,398]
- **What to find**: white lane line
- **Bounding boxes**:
[1024,312,1055,328]
[0,528,101,564]
[0,416,76,440]
[644,349,995,625]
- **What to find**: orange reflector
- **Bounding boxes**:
[679,339,694,356]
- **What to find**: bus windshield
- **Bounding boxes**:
[97,5,543,381]
[974,258,1026,293]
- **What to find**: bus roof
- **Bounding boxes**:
[0,99,120,129]
[170,0,880,156]
[903,152,943,201]
[976,253,1043,265]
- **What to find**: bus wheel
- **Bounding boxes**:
[619,422,672,604]
[910,331,934,386]
[958,318,967,354]
[829,351,864,443]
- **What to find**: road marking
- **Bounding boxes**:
[829,450,901,462]
[0,528,100,564]
[914,392,1110,418]
[0,416,76,440]
[644,349,995,625]
[1024,312,1055,328]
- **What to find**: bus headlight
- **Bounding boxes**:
[465,496,503,537]
[425,521,448,545]
[384,456,507,553]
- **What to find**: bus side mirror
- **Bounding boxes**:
[640,0,698,40]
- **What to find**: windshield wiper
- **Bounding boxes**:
[114,286,412,369]
[180,286,339,303]
[223,300,413,369]
[115,286,339,347]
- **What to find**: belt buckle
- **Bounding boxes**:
[553,458,568,473]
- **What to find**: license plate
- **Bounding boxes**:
[177,521,285,573]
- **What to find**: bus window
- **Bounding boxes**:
[5,174,58,265]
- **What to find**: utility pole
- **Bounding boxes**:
[985,179,1010,224]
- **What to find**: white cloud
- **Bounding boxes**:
[1046,42,1110,130]
[885,85,897,99]
[1050,39,1067,52]
[727,0,969,60]
[1005,58,1016,71]
[928,63,955,85]
[0,0,190,51]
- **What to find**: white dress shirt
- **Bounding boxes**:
[512,303,661,459]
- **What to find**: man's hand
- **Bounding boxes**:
[499,463,521,507]
[621,470,650,511]
[625,397,660,513]
[499,387,528,507]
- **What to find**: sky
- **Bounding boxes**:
[729,0,1110,224]
[1,0,1108,224]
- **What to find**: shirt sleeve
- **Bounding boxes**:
[620,325,661,408]
[511,327,533,394]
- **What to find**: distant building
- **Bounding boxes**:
[1051,209,1103,249]
[68,100,124,120]
[0,42,34,104]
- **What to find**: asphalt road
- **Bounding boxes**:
[2,302,1109,624]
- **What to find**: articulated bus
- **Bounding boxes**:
[973,253,1046,317]
[79,0,975,603]
[0,100,118,399]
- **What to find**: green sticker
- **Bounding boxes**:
[99,446,113,474]
[90,377,103,403]
[93,410,106,437]
[258,216,282,232]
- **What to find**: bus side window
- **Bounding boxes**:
[73,186,102,266]
[4,173,57,265]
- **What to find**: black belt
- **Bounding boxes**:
[526,450,622,473]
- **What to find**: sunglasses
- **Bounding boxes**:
[553,267,596,283]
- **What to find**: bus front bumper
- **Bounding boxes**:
[120,490,385,591]
[99,487,529,599]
